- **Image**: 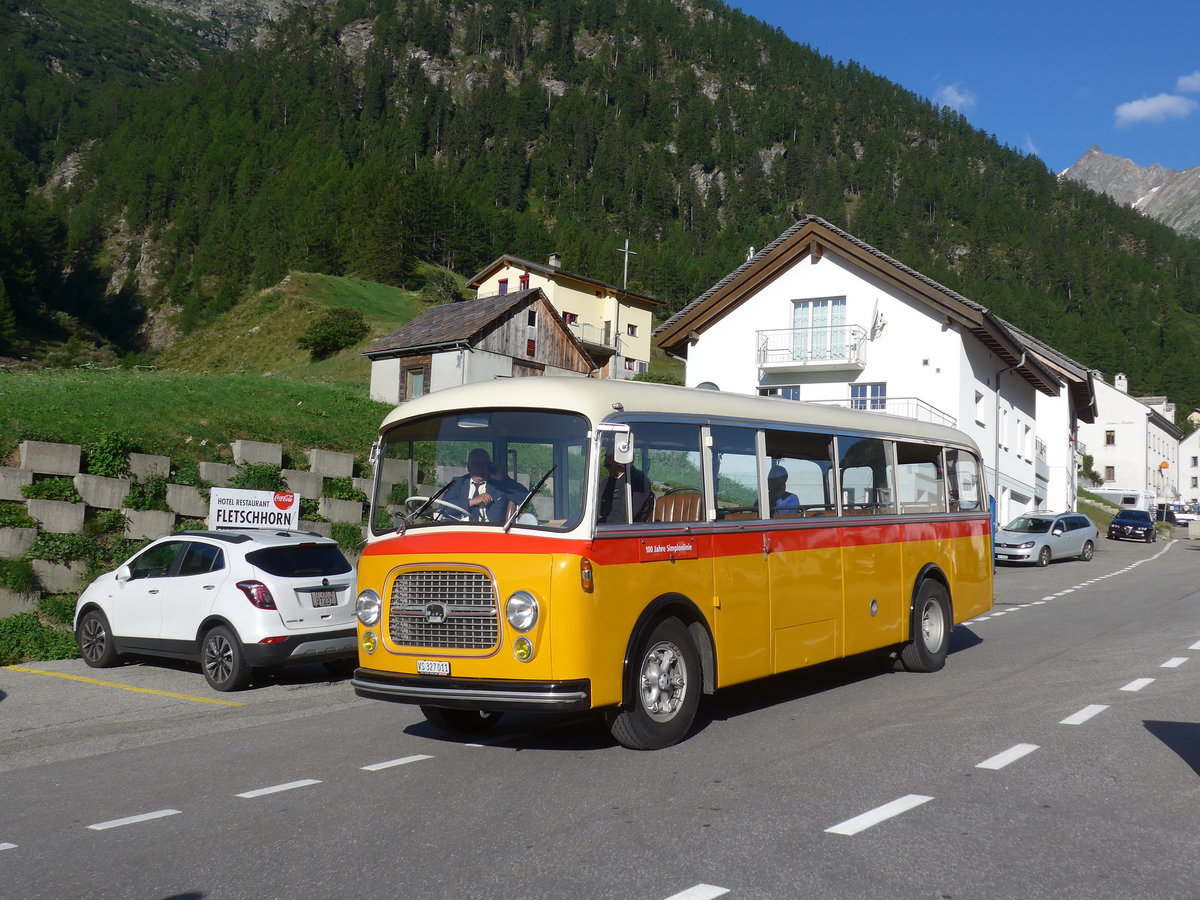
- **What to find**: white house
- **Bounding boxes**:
[466,253,662,380]
[655,215,1066,523]
[1077,373,1182,503]
[1179,427,1200,505]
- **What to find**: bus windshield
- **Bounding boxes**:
[371,408,589,534]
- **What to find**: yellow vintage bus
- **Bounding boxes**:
[352,377,992,749]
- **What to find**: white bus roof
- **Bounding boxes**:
[380,377,980,451]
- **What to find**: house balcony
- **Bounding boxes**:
[756,325,868,373]
[807,396,957,428]
[567,321,617,362]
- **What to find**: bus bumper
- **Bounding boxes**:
[351,669,592,712]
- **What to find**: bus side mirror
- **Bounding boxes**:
[614,435,634,465]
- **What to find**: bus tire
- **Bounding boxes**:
[421,706,504,735]
[900,580,951,673]
[609,617,700,750]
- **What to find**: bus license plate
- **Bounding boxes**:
[417,659,450,676]
[311,590,337,607]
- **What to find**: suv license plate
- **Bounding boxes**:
[311,590,337,608]
[417,659,450,676]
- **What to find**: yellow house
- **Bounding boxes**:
[466,253,662,379]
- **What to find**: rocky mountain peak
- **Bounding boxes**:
[1062,147,1200,238]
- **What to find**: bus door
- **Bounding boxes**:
[837,435,905,655]
[761,428,842,673]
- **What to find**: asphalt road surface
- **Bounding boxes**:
[2,531,1197,899]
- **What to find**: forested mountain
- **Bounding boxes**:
[1063,146,1200,239]
[5,0,1200,417]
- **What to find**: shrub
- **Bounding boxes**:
[0,502,36,529]
[86,509,128,535]
[323,476,366,502]
[229,463,285,492]
[0,612,78,665]
[387,483,409,505]
[39,593,77,625]
[27,532,94,563]
[124,474,170,511]
[299,498,324,521]
[633,371,683,385]
[84,433,133,477]
[330,522,365,554]
[297,307,369,361]
[0,558,40,594]
[172,517,207,533]
[21,477,82,503]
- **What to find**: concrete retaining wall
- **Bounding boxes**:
[20,440,81,476]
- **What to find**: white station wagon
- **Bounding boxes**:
[74,529,357,690]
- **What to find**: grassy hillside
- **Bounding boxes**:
[0,368,390,468]
[157,271,432,387]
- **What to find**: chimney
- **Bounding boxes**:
[548,252,561,269]
[1115,373,1128,393]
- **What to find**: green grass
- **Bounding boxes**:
[0,369,391,467]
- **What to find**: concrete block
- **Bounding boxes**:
[73,474,131,510]
[352,477,374,499]
[199,461,238,487]
[166,483,208,518]
[27,499,86,534]
[282,469,324,499]
[19,440,81,476]
[376,457,414,484]
[307,448,354,478]
[0,466,34,501]
[124,509,175,540]
[31,559,87,593]
[0,527,37,559]
[233,440,282,467]
[300,520,333,538]
[318,498,363,525]
[128,453,171,480]
[0,588,39,617]
[1190,520,1200,540]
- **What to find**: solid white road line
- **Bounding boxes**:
[825,794,934,835]
[1161,657,1188,668]
[361,754,432,771]
[1060,704,1108,725]
[236,779,321,798]
[976,743,1039,770]
[662,885,731,900]
[1120,678,1155,692]
[87,809,181,831]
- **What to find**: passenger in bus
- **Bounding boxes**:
[768,464,800,515]
[598,450,651,524]
[443,448,516,522]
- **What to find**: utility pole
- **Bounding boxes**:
[616,237,636,289]
[614,238,637,376]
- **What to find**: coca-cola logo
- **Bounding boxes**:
[273,491,296,510]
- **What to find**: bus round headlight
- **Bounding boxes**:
[505,591,539,632]
[356,590,381,626]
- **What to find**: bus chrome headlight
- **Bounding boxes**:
[505,591,539,632]
[356,590,381,626]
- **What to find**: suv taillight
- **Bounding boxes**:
[236,580,277,609]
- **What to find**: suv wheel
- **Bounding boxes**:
[77,610,122,668]
[202,626,252,691]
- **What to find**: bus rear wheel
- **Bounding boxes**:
[421,706,504,735]
[900,580,951,673]
[609,617,700,750]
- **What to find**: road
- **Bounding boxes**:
[1,533,1197,899]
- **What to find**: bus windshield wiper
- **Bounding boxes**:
[405,479,456,527]
[504,465,555,532]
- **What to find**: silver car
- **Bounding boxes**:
[994,512,1099,566]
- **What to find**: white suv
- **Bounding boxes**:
[74,529,357,691]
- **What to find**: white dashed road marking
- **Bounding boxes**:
[1161,657,1187,668]
[662,884,731,900]
[825,794,934,835]
[361,754,432,771]
[1189,640,1200,651]
[236,779,321,798]
[0,842,17,851]
[976,743,1039,770]
[87,809,181,831]
[1120,678,1155,692]
[1060,704,1108,725]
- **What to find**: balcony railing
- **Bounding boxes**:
[757,325,867,371]
[567,321,616,351]
[806,396,957,428]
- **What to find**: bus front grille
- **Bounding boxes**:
[388,569,499,650]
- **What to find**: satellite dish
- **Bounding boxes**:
[696,382,720,391]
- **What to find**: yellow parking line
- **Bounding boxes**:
[5,665,247,706]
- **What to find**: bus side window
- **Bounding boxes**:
[632,422,706,523]
[763,428,837,517]
[895,442,947,513]
[946,448,982,512]
[711,426,760,519]
[838,436,895,515]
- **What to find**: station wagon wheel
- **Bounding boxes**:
[77,609,122,668]
[900,580,951,673]
[202,625,252,691]
[609,616,701,750]
[420,706,504,735]
[1036,546,1052,567]
[1079,540,1094,561]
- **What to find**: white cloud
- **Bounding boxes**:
[1178,71,1200,93]
[1024,134,1040,156]
[935,84,976,112]
[1114,93,1198,126]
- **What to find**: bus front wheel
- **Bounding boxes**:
[609,617,700,750]
[900,580,951,673]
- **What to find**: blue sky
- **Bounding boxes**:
[733,1,1200,173]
